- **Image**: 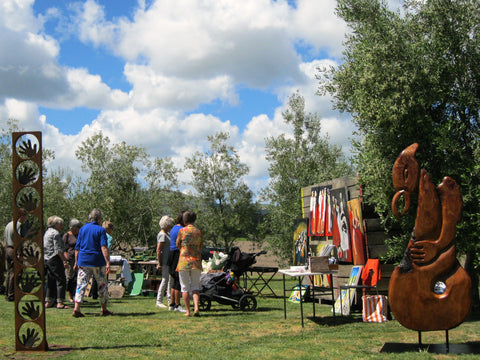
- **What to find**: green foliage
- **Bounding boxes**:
[0,120,18,227]
[74,132,153,248]
[145,156,188,236]
[321,0,480,266]
[262,91,353,261]
[185,132,261,250]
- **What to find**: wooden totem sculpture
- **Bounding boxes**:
[388,143,471,331]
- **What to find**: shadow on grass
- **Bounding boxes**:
[81,311,158,317]
[48,343,162,352]
[380,341,480,355]
[307,315,363,326]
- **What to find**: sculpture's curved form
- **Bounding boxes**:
[388,143,471,331]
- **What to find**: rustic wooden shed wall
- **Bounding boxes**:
[301,176,392,296]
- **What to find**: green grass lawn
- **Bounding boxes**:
[1,276,480,359]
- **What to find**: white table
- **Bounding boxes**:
[279,269,337,327]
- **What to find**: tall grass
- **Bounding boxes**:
[1,276,479,359]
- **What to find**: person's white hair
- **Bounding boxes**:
[88,208,103,223]
[47,215,63,228]
[159,215,174,230]
[69,218,82,229]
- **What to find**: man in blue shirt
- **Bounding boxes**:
[72,208,112,317]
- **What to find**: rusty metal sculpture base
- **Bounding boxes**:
[389,143,471,332]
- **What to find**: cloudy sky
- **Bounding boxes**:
[0,0,377,195]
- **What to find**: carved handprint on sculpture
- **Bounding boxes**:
[18,192,38,212]
[17,166,37,185]
[18,270,41,294]
[21,327,40,348]
[21,301,41,320]
[21,242,40,265]
[18,139,38,158]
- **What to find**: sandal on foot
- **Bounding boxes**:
[193,312,200,317]
[72,310,85,318]
[45,302,55,308]
[101,309,113,316]
[57,304,71,309]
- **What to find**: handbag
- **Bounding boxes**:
[362,295,388,323]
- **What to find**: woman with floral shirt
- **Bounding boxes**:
[176,211,203,317]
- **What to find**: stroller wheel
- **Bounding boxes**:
[199,294,211,311]
[239,294,257,312]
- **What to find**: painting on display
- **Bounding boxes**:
[330,188,352,262]
[348,198,367,265]
[293,219,308,266]
[333,265,363,315]
[308,185,332,237]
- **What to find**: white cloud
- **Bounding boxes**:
[0,0,357,196]
[0,0,43,33]
[0,0,128,110]
[291,0,347,59]
[73,0,117,47]
[124,64,238,110]
[78,0,302,88]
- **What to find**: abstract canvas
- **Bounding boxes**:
[333,265,363,315]
[348,198,367,265]
[330,188,352,262]
[293,219,308,266]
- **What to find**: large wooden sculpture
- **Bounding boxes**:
[389,143,471,331]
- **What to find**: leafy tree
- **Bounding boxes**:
[262,91,353,260]
[145,156,187,228]
[0,120,19,228]
[75,132,152,249]
[43,169,77,222]
[0,120,56,225]
[185,132,260,250]
[321,0,480,307]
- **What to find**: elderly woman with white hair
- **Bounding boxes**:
[155,215,174,309]
[44,215,69,309]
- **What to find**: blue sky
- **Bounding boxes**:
[0,0,360,194]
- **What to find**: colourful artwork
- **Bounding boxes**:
[348,198,367,265]
[293,219,308,266]
[333,265,363,315]
[331,188,352,262]
[289,284,309,303]
[308,185,332,237]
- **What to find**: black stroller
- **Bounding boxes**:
[199,247,266,312]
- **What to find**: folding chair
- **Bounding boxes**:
[128,272,144,296]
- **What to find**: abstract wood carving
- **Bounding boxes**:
[388,143,471,331]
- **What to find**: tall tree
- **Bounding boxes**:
[43,168,77,222]
[0,120,19,228]
[321,0,480,307]
[185,132,260,250]
[145,156,187,227]
[0,120,56,225]
[262,91,353,260]
[75,132,151,249]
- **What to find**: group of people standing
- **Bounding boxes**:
[156,210,203,317]
[2,208,114,318]
[2,208,203,318]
